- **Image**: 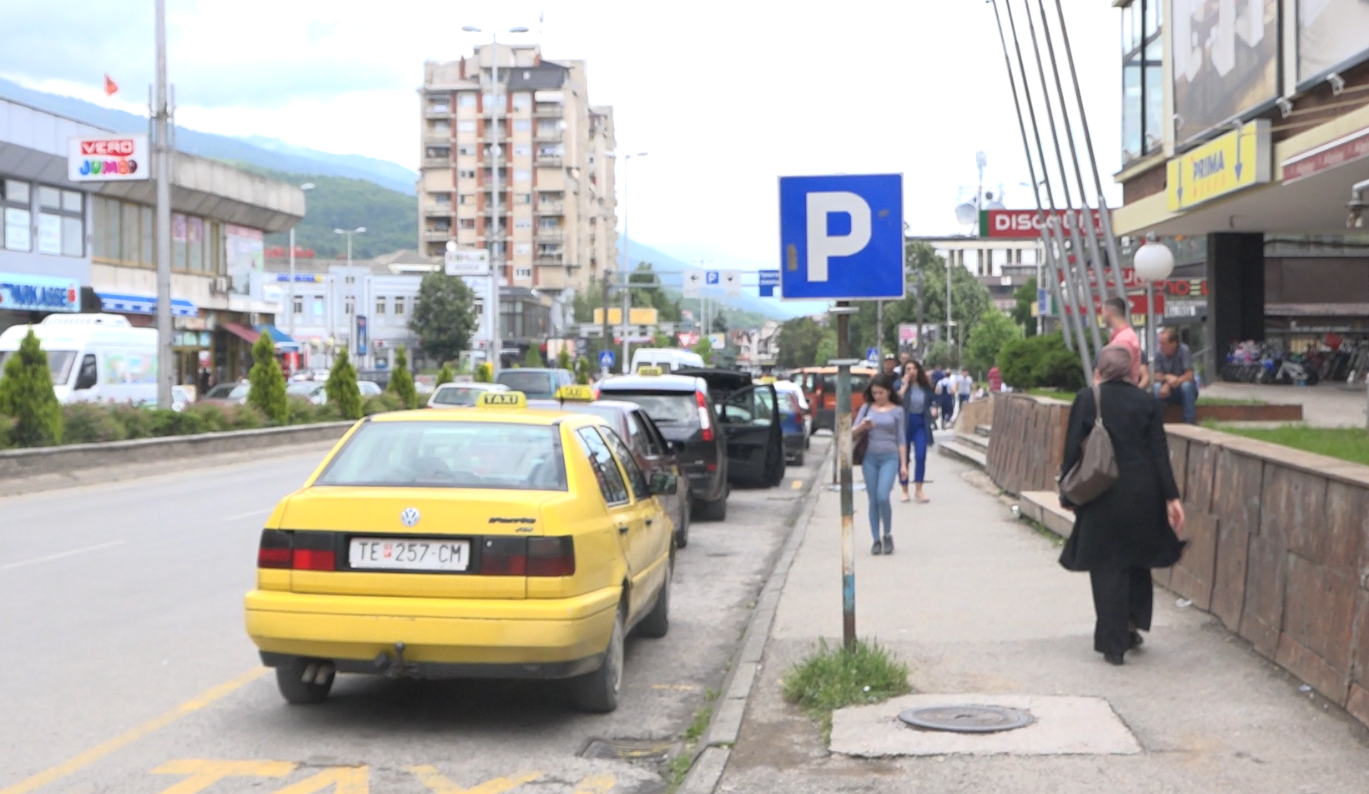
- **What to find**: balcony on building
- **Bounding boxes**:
[423,145,451,169]
[425,98,452,117]
[534,103,562,118]
[535,200,564,214]
[534,126,562,142]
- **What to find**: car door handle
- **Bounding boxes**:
[644,518,654,526]
[619,525,630,535]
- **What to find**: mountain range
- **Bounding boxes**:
[0,78,809,319]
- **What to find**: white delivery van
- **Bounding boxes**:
[629,348,706,374]
[0,313,159,405]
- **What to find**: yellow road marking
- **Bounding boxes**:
[407,767,542,794]
[573,775,616,794]
[151,760,295,794]
[271,766,369,794]
[791,479,803,489]
[649,683,701,691]
[0,667,266,794]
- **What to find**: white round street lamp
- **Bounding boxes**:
[1133,236,1175,364]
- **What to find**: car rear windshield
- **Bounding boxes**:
[820,373,872,393]
[598,391,698,427]
[315,421,567,490]
[430,386,484,406]
[497,371,554,398]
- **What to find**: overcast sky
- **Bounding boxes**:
[0,0,1122,271]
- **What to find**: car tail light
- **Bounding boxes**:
[257,529,291,569]
[696,390,714,442]
[292,549,336,571]
[481,537,528,576]
[527,536,576,577]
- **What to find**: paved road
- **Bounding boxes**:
[0,435,831,794]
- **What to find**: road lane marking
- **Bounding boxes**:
[572,776,615,794]
[223,508,273,522]
[649,683,701,691]
[271,766,368,794]
[0,540,125,572]
[407,767,542,794]
[151,760,295,794]
[0,667,266,794]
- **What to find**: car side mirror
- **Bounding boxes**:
[649,471,678,496]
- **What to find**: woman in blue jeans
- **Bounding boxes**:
[899,359,935,504]
[854,373,907,556]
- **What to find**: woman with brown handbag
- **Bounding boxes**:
[1059,345,1187,666]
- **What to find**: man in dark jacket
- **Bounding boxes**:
[1059,345,1187,665]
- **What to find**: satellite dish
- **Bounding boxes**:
[985,199,1006,211]
[955,202,978,225]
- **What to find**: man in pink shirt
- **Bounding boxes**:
[1103,297,1149,387]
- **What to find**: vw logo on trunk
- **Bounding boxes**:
[400,507,421,527]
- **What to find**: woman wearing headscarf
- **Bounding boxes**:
[1059,344,1187,666]
[898,359,935,504]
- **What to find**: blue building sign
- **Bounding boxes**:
[355,315,368,356]
[0,273,80,313]
[778,174,905,301]
[758,269,780,297]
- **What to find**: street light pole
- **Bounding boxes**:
[334,226,365,362]
[153,0,173,409]
[287,183,314,360]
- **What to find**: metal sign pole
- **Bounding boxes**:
[832,302,858,651]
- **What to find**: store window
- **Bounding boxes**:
[1121,0,1163,164]
[2,179,32,251]
[38,186,84,256]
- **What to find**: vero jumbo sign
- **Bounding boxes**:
[67,134,150,181]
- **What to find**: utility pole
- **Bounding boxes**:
[832,301,858,650]
[153,0,173,409]
[490,34,504,374]
[600,272,611,372]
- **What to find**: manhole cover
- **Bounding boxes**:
[898,705,1034,733]
[579,738,672,764]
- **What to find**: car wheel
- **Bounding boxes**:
[793,450,805,467]
[694,494,727,521]
[274,659,334,705]
[570,606,625,713]
[636,556,671,638]
[674,501,690,548]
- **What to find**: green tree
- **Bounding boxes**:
[1013,277,1040,337]
[524,345,545,368]
[435,363,455,387]
[847,242,993,354]
[965,310,1023,375]
[327,350,363,420]
[776,317,827,369]
[247,333,289,424]
[0,329,62,446]
[575,357,591,384]
[692,336,714,364]
[556,348,572,372]
[389,345,418,408]
[410,272,478,365]
[814,328,839,368]
[474,362,493,383]
[997,333,1085,391]
[651,331,674,348]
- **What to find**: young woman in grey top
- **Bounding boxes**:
[899,359,936,504]
[854,373,907,555]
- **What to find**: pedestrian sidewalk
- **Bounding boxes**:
[714,450,1369,793]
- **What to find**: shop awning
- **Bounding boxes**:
[221,322,260,344]
[96,292,198,318]
[256,324,301,353]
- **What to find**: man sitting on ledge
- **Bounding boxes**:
[1151,327,1196,424]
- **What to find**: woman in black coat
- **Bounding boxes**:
[1059,345,1187,665]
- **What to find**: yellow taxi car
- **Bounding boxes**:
[244,391,677,713]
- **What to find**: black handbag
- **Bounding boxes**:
[852,405,870,465]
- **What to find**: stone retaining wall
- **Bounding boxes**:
[0,421,355,481]
[986,395,1369,729]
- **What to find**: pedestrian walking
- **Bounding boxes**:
[1103,297,1149,388]
[1059,345,1186,666]
[898,359,935,504]
[935,370,956,430]
[956,368,972,415]
[853,373,907,556]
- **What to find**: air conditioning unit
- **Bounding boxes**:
[210,276,230,295]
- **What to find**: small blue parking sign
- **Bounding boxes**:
[599,350,615,369]
[779,174,904,301]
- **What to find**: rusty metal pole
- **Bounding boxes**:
[833,301,857,650]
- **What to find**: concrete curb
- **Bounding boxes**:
[0,421,355,497]
[676,444,830,793]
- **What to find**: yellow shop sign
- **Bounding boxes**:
[1166,120,1271,212]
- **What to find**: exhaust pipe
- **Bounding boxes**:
[310,662,335,685]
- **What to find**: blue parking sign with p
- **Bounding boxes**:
[778,174,904,301]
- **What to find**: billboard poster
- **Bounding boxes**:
[1297,0,1369,84]
[67,135,149,181]
[225,224,264,295]
[979,209,1106,238]
[1172,0,1278,144]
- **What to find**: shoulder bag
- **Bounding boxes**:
[852,404,871,466]
[1058,383,1118,505]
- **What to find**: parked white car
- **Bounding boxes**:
[0,313,158,405]
[426,382,508,408]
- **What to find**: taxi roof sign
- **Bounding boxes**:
[758,376,777,384]
[638,365,663,376]
[477,390,527,409]
[555,384,595,402]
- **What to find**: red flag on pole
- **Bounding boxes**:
[104,74,118,96]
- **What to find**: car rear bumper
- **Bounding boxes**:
[783,433,805,456]
[244,586,619,674]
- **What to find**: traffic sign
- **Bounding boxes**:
[1037,288,1049,316]
[683,269,704,298]
[721,270,742,297]
[778,174,904,301]
[598,350,615,369]
[866,347,879,362]
[705,271,720,286]
[759,269,780,297]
